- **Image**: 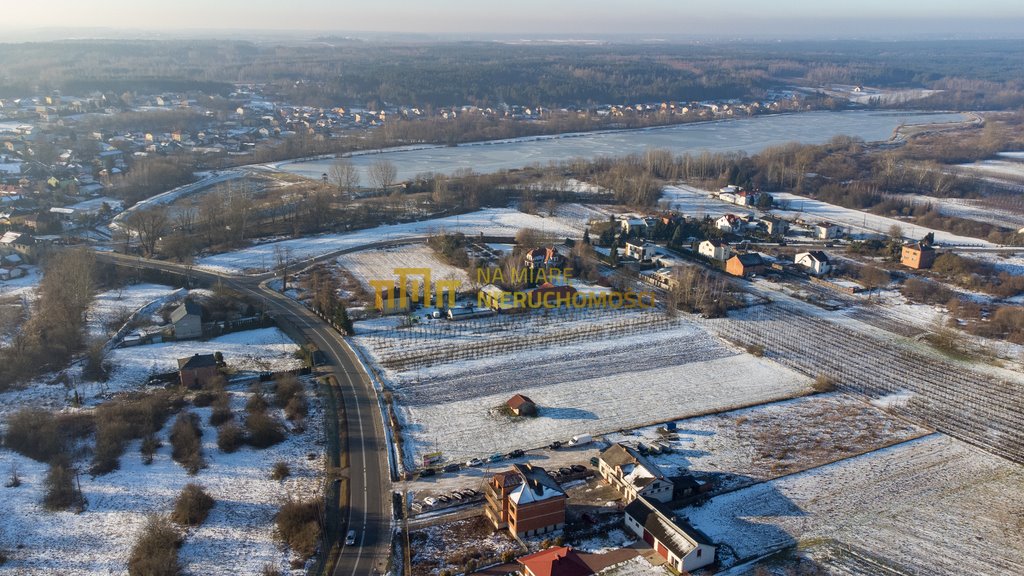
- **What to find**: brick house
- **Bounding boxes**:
[901,242,936,270]
[484,463,567,537]
[177,353,219,388]
[725,253,766,277]
[517,546,594,576]
[597,443,673,504]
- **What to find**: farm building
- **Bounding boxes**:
[624,499,716,573]
[507,394,538,416]
[517,546,593,576]
[530,282,577,307]
[478,284,524,313]
[170,300,203,340]
[484,463,567,537]
[901,242,936,270]
[726,253,766,277]
[177,353,220,389]
[698,239,731,261]
[446,305,494,321]
[795,251,831,276]
[597,443,673,504]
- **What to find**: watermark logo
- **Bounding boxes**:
[370,267,656,311]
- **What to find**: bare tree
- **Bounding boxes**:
[124,206,169,257]
[328,158,360,194]
[367,159,398,194]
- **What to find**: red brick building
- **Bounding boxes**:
[518,546,594,576]
[177,353,219,388]
[485,463,567,537]
[507,394,538,416]
[725,253,766,277]
[901,242,936,269]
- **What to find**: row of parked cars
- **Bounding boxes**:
[411,488,483,513]
[417,449,526,478]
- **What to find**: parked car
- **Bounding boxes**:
[443,463,461,473]
[506,449,525,459]
[450,491,464,500]
[488,453,503,463]
[423,497,438,507]
[419,468,436,477]
[466,457,484,467]
[549,441,563,450]
[570,464,586,473]
[568,434,593,446]
[461,489,479,498]
[558,467,572,476]
[345,530,357,546]
[437,495,450,504]
[589,457,600,467]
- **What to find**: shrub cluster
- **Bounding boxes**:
[171,483,215,527]
[169,412,205,474]
[127,516,182,576]
[275,499,321,561]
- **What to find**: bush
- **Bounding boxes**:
[3,408,62,462]
[275,499,321,561]
[209,393,234,426]
[169,412,205,474]
[270,461,291,481]
[274,374,303,407]
[745,343,765,357]
[127,515,182,576]
[217,423,245,453]
[43,454,81,511]
[246,412,285,449]
[92,420,131,474]
[91,392,175,473]
[246,386,269,414]
[284,395,307,422]
[192,391,216,408]
[813,374,836,393]
[171,483,215,527]
[141,434,161,465]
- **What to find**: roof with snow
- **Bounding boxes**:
[599,443,665,488]
[508,463,566,506]
[170,300,202,323]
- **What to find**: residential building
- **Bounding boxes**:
[170,301,203,340]
[901,242,936,270]
[507,394,538,417]
[716,214,743,234]
[478,284,524,313]
[597,443,673,504]
[530,282,577,308]
[624,241,656,261]
[814,222,841,240]
[373,285,412,314]
[726,253,766,277]
[624,499,716,573]
[177,353,219,388]
[484,463,567,537]
[619,218,648,237]
[698,239,731,261]
[761,216,789,237]
[524,246,567,270]
[794,251,831,276]
[517,546,594,576]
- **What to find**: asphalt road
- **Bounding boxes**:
[94,251,392,576]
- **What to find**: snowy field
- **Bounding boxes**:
[599,557,670,576]
[354,314,812,466]
[957,159,1024,182]
[772,192,996,247]
[605,393,927,492]
[336,244,469,292]
[85,283,183,339]
[660,184,746,219]
[196,208,577,274]
[903,194,1024,231]
[0,328,302,420]
[682,434,1024,573]
[0,379,324,576]
[551,203,615,233]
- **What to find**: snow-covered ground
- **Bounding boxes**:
[196,208,577,275]
[0,379,323,576]
[682,434,1024,573]
[598,556,670,575]
[660,184,746,219]
[336,244,470,292]
[85,283,183,339]
[902,194,1024,231]
[0,264,41,300]
[0,328,303,419]
[772,192,996,247]
[957,159,1024,182]
[354,312,812,466]
[551,203,616,233]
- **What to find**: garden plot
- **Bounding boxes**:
[196,208,578,275]
[681,434,1024,574]
[552,203,616,232]
[85,283,183,339]
[354,312,812,466]
[606,393,928,492]
[336,244,469,293]
[0,378,323,576]
[408,516,520,576]
[660,184,745,219]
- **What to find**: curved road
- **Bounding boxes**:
[94,251,391,576]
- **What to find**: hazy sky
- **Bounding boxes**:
[3,0,1024,37]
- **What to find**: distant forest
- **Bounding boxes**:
[0,39,1022,109]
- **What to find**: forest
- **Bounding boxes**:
[1,39,1022,109]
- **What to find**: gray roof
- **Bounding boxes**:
[177,353,217,370]
[170,300,202,323]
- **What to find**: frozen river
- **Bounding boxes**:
[277,110,966,183]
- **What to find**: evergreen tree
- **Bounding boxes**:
[582,228,591,245]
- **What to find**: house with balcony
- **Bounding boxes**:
[484,463,567,538]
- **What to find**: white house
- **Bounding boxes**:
[795,251,832,276]
[624,241,657,261]
[715,214,744,234]
[597,443,674,504]
[814,222,841,240]
[624,498,716,573]
[698,239,731,262]
[170,301,203,340]
[620,218,648,237]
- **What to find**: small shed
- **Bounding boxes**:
[507,394,538,417]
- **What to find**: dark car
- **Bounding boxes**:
[419,468,436,478]
[461,489,479,498]
[443,463,461,473]
[589,457,600,467]
[506,449,525,459]
[558,467,572,476]
[549,441,563,450]
[312,350,328,366]
[570,464,586,473]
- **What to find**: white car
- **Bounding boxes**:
[466,457,484,467]
[423,497,437,507]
